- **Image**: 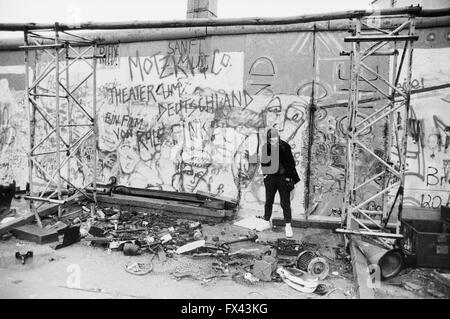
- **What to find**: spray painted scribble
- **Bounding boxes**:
[0,79,28,188]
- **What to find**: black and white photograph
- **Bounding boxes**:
[0,0,449,305]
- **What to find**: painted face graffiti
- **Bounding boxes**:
[118,140,140,174]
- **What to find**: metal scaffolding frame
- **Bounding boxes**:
[22,24,99,226]
[336,13,418,240]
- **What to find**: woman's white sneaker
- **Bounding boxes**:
[285,223,293,237]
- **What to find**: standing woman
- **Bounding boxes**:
[260,129,300,237]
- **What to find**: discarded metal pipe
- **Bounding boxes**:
[353,238,404,279]
[0,6,438,31]
[24,196,66,205]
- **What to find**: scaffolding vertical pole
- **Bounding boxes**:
[382,42,399,222]
[398,15,416,233]
[65,42,71,191]
[24,30,42,228]
[92,43,98,205]
[54,24,62,218]
[343,17,361,230]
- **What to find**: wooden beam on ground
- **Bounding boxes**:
[36,193,86,217]
[96,194,232,223]
[0,193,85,236]
[9,224,59,244]
[0,212,35,235]
[272,215,339,229]
[350,238,376,299]
[112,186,207,204]
[272,215,397,230]
[196,191,238,209]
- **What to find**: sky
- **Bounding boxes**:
[0,0,374,38]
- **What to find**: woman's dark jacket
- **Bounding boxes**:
[261,139,300,184]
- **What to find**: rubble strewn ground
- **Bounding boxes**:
[375,268,450,299]
[1,198,449,299]
[0,198,358,299]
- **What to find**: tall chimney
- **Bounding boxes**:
[187,0,218,19]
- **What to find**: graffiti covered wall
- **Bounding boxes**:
[0,26,449,216]
[94,35,313,213]
[398,47,450,208]
[308,31,391,216]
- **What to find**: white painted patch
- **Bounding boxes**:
[0,65,24,74]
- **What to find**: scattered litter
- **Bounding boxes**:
[277,267,318,293]
[276,238,304,256]
[1,216,16,224]
[403,281,423,292]
[426,288,446,298]
[5,196,356,294]
[124,261,153,275]
[88,226,105,237]
[158,248,167,262]
[229,248,262,258]
[176,240,206,254]
[296,250,329,280]
[55,226,81,250]
[313,284,329,296]
[160,234,172,244]
[123,242,140,256]
[79,228,89,237]
[324,288,347,298]
[193,229,203,240]
[253,258,274,282]
[15,251,33,265]
[244,272,260,283]
[432,270,450,287]
[1,232,13,240]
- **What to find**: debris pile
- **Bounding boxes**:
[71,204,337,295]
[383,267,450,298]
[93,187,238,223]
[1,192,354,298]
[81,206,206,260]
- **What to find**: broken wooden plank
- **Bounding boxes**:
[46,221,69,235]
[36,193,86,217]
[112,186,205,204]
[139,206,229,223]
[432,270,450,288]
[10,224,59,244]
[0,212,35,235]
[0,193,85,236]
[196,190,238,209]
[96,194,226,222]
[203,199,226,209]
[272,215,339,229]
[272,215,397,230]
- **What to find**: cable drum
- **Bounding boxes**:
[296,250,329,280]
